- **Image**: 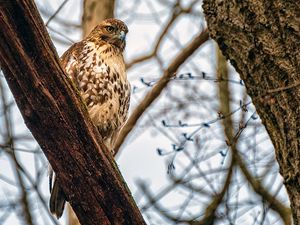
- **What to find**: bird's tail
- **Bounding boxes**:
[49,177,66,218]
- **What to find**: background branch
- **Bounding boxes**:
[0,77,34,225]
[216,47,291,224]
[114,29,209,154]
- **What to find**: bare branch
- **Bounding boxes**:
[45,0,70,26]
[0,78,34,225]
[126,0,198,69]
[114,29,209,154]
[216,48,291,225]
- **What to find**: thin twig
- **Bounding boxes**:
[126,0,198,69]
[267,80,300,94]
[0,79,35,225]
[214,52,292,224]
[114,29,209,154]
[45,0,70,26]
[189,158,234,225]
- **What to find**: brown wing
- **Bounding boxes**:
[60,42,84,88]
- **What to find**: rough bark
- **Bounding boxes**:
[203,0,300,223]
[82,0,115,37]
[0,1,146,225]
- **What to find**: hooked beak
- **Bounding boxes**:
[118,30,126,41]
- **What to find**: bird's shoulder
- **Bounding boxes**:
[61,42,84,69]
[60,41,87,84]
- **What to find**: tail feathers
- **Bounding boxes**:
[50,179,66,219]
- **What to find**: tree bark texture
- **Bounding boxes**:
[82,0,115,37]
[0,1,146,225]
[203,0,300,223]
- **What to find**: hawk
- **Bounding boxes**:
[49,18,130,218]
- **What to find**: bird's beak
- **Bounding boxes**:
[118,31,126,41]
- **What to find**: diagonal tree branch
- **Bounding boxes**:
[114,29,209,154]
[0,1,146,225]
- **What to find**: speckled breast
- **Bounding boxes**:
[76,42,130,138]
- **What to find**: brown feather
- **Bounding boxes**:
[49,178,66,219]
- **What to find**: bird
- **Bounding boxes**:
[49,18,130,219]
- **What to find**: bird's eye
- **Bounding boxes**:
[106,26,114,33]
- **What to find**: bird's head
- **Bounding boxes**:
[88,18,128,52]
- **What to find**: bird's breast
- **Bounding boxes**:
[76,42,130,137]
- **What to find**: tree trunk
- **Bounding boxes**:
[82,0,115,37]
[0,1,146,225]
[203,0,300,223]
